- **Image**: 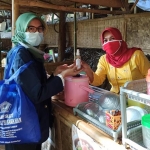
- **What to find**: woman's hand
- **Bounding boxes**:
[81,61,91,72]
[81,61,94,83]
[60,64,83,78]
[54,64,68,76]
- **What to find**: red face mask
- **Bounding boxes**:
[102,40,122,55]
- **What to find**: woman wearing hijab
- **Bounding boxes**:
[4,12,81,150]
[82,27,150,93]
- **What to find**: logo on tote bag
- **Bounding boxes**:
[0,101,22,127]
[0,101,12,113]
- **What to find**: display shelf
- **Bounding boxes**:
[74,86,141,142]
[120,79,150,150]
[73,107,141,142]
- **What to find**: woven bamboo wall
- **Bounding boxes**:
[44,24,59,47]
[76,17,125,48]
[44,12,150,53]
[125,13,150,53]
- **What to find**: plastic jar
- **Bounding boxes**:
[141,114,150,149]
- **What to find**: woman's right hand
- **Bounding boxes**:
[81,61,91,72]
[81,61,94,83]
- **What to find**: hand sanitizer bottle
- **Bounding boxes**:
[76,49,81,70]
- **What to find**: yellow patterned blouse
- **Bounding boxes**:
[91,50,150,93]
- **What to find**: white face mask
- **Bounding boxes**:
[24,32,43,46]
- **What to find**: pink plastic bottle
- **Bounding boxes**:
[146,69,150,95]
[145,69,150,112]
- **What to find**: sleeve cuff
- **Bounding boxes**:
[57,74,64,86]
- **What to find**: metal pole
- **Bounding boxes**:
[74,2,77,60]
[120,87,127,148]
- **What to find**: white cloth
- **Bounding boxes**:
[0,22,6,31]
[57,74,64,86]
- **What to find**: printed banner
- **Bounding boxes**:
[72,124,102,150]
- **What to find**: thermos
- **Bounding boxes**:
[64,75,94,107]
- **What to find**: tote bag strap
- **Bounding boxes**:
[4,45,27,79]
[5,61,33,83]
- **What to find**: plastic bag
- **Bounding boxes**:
[98,92,120,110]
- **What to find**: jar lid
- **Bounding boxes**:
[142,114,150,128]
[65,74,89,82]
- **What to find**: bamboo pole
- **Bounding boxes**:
[18,0,128,15]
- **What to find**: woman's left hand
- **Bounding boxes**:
[60,64,83,78]
[54,64,68,76]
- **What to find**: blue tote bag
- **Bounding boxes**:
[0,47,41,144]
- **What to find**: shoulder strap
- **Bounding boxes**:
[5,61,32,83]
[4,45,33,81]
[4,45,27,79]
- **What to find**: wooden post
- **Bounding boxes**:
[58,12,66,62]
[12,0,19,47]
[130,0,139,13]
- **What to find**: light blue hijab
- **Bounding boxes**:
[12,12,46,61]
[12,12,45,45]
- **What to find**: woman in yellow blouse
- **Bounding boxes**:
[82,27,150,93]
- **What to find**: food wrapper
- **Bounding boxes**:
[106,111,121,130]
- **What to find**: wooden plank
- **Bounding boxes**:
[18,0,128,14]
[0,5,11,10]
[54,111,63,150]
[62,0,123,7]
[0,5,57,14]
